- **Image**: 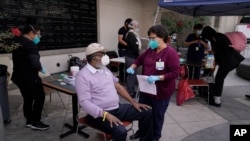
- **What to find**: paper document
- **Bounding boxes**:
[136,75,157,95]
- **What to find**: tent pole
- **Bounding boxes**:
[153,6,160,25]
[190,16,195,33]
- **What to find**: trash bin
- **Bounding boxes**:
[0,64,10,124]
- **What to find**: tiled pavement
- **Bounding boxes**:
[3,69,250,141]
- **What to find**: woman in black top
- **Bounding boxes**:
[201,26,244,107]
[11,23,49,130]
[125,20,141,98]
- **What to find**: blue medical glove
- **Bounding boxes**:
[126,67,134,74]
[41,66,47,74]
[147,75,160,84]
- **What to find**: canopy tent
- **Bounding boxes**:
[154,0,250,51]
[157,0,250,17]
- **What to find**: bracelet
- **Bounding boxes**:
[102,112,108,121]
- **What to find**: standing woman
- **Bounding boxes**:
[11,20,49,130]
[127,24,180,141]
[125,20,141,98]
[201,26,244,107]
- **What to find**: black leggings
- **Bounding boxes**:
[213,66,231,97]
[15,80,45,124]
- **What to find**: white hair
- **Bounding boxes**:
[128,20,139,29]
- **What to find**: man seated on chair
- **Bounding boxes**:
[75,43,153,141]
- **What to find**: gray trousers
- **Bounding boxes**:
[125,56,137,96]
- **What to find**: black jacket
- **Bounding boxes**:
[201,26,244,71]
[212,33,244,71]
[125,31,139,58]
[11,36,43,84]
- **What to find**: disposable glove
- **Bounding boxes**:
[41,66,47,74]
[126,67,134,74]
[147,75,160,84]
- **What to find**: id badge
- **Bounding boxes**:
[156,61,164,70]
[196,46,199,51]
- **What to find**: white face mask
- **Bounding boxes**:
[101,54,110,66]
[172,35,177,40]
[196,30,202,35]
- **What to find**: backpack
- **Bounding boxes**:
[225,31,247,52]
[68,55,86,71]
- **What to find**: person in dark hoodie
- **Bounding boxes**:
[201,26,245,107]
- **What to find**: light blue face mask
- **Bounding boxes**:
[33,36,40,45]
[135,28,140,33]
[149,39,159,50]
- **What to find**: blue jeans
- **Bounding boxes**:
[85,103,153,141]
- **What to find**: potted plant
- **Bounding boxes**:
[0,27,21,53]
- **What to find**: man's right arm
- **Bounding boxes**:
[184,40,198,47]
[118,34,127,46]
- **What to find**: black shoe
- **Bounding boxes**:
[25,123,32,128]
[25,121,32,128]
[245,94,250,99]
[211,102,222,107]
[129,130,140,140]
[31,121,50,131]
[3,119,11,125]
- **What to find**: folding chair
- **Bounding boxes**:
[182,64,211,104]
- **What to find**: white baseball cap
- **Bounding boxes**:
[85,43,106,56]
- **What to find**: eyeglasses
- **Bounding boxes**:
[32,31,42,38]
[36,34,42,38]
[148,36,157,40]
[30,24,42,38]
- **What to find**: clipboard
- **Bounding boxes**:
[136,75,157,95]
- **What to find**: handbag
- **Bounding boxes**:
[176,79,195,106]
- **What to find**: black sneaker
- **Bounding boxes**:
[4,119,11,125]
[25,123,32,128]
[208,98,221,107]
[31,121,50,131]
